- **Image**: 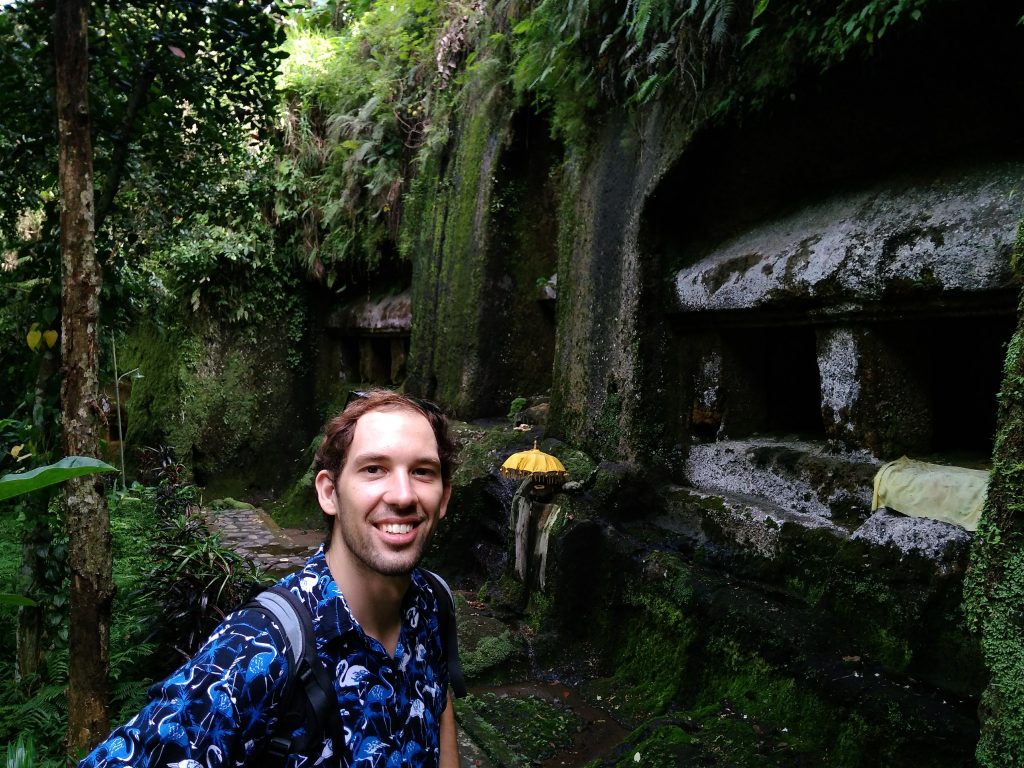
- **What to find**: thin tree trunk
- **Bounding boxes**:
[55,0,114,753]
[16,347,60,681]
[15,519,46,681]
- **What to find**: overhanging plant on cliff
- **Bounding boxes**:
[276,0,456,280]
[509,0,748,145]
[508,0,940,144]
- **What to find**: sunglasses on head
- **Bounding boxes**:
[344,389,445,417]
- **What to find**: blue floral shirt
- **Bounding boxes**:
[80,549,450,767]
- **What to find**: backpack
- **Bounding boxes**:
[245,569,466,766]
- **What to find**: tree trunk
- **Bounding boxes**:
[16,347,61,682]
[55,0,114,754]
[15,519,46,681]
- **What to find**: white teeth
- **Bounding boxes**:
[380,523,414,534]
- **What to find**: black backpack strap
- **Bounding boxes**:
[421,570,467,698]
[246,586,343,766]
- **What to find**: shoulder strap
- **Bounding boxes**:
[421,569,467,698]
[246,586,343,766]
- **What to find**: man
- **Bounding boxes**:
[80,390,461,767]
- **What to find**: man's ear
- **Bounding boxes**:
[438,484,452,521]
[315,469,340,516]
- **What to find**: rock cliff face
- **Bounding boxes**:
[405,0,1024,763]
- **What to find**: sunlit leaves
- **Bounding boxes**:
[275,0,460,276]
[0,456,117,501]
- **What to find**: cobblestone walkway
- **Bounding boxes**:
[203,505,321,577]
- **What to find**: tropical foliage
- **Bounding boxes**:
[275,0,454,278]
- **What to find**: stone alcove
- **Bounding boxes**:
[640,1,1023,476]
[325,291,412,386]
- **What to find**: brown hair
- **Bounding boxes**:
[313,390,459,543]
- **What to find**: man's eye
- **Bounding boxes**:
[413,467,438,478]
[363,465,383,475]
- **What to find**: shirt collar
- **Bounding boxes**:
[288,548,430,645]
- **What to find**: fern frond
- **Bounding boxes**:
[743,25,763,49]
[646,41,671,66]
[32,684,67,707]
[43,650,68,683]
[711,0,734,45]
[630,0,655,44]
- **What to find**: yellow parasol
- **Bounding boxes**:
[500,441,567,486]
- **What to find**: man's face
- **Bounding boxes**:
[316,407,450,578]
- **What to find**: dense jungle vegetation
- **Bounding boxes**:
[2,0,1022,764]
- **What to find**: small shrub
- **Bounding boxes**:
[141,511,265,661]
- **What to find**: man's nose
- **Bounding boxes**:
[383,470,416,508]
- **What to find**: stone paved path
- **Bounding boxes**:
[203,505,321,577]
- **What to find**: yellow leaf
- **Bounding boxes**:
[10,444,23,458]
[43,330,58,349]
[26,328,41,351]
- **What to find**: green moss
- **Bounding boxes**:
[607,563,699,720]
[461,630,518,678]
[1006,215,1024,277]
[267,433,321,530]
[959,291,1024,763]
[483,572,527,613]
[594,391,624,455]
[450,424,523,485]
[548,444,596,483]
[868,627,912,672]
[612,618,694,719]
[525,590,553,634]
[605,720,699,768]
[123,317,314,494]
[452,701,523,767]
[121,324,187,454]
[207,497,255,511]
[406,69,515,413]
[694,638,829,755]
[507,396,527,419]
[783,574,828,605]
[456,692,582,767]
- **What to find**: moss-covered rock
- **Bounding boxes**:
[455,691,583,767]
[122,317,316,497]
[506,490,983,766]
[207,497,255,511]
[427,423,535,584]
[964,266,1024,765]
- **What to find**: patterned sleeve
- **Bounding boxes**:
[78,608,290,768]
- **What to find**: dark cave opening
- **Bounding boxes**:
[719,324,825,441]
[877,313,1015,460]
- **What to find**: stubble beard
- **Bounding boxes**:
[335,506,433,578]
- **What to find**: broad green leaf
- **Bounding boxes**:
[0,592,37,608]
[0,456,117,501]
